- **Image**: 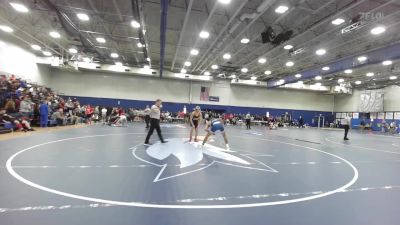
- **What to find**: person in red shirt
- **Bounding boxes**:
[85,105,93,124]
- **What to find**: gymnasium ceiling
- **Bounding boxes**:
[0,0,400,89]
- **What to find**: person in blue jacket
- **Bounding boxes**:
[39,100,49,127]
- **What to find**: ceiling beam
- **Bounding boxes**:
[159,0,169,77]
[170,0,194,71]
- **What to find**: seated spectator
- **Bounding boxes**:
[5,98,16,114]
[1,113,34,132]
[67,112,80,125]
[51,109,65,126]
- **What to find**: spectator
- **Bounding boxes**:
[245,112,251,129]
[51,109,65,126]
[298,116,304,128]
[19,95,33,117]
[5,98,16,114]
[85,105,93,124]
[39,100,49,127]
[101,107,107,124]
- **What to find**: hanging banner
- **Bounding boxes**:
[209,96,219,102]
[200,86,210,101]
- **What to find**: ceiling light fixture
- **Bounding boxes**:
[315,76,322,80]
[241,68,248,73]
[184,61,192,67]
[137,42,144,48]
[131,20,140,28]
[357,56,367,62]
[344,69,352,74]
[77,13,89,21]
[295,74,302,78]
[338,78,345,83]
[366,72,374,77]
[146,57,151,62]
[0,25,13,33]
[355,81,362,85]
[204,71,210,76]
[285,61,294,67]
[223,53,231,60]
[331,18,345,25]
[190,49,199,55]
[199,31,210,39]
[258,58,267,64]
[240,38,250,44]
[322,66,330,71]
[251,76,257,80]
[96,37,106,43]
[180,68,187,74]
[10,2,29,13]
[279,79,285,84]
[382,60,392,65]
[31,44,41,51]
[264,70,272,75]
[275,6,289,14]
[389,76,397,80]
[211,65,218,70]
[49,31,61,38]
[283,45,293,50]
[315,49,326,55]
[218,0,231,4]
[110,53,119,58]
[42,51,52,56]
[371,26,386,35]
[68,48,78,54]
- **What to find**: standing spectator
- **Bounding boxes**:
[144,99,167,145]
[19,95,33,117]
[342,115,351,140]
[39,100,49,127]
[298,116,304,128]
[101,107,107,124]
[144,105,151,128]
[360,120,366,133]
[85,105,93,124]
[245,112,251,130]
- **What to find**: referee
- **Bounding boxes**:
[342,115,351,140]
[144,99,167,145]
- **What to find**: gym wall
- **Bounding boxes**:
[48,68,334,112]
[334,86,400,112]
[0,37,51,85]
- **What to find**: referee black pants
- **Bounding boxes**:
[145,115,150,128]
[145,118,164,143]
[246,119,251,129]
[344,125,349,139]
